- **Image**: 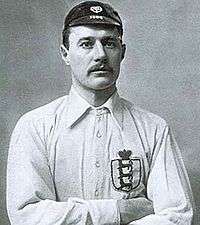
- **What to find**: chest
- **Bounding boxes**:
[47,114,151,200]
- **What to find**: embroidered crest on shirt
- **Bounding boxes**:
[111,150,142,192]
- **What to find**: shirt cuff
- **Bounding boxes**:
[87,199,120,225]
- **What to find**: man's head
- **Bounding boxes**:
[61,1,126,91]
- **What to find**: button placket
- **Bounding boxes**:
[96,110,103,138]
[93,108,108,198]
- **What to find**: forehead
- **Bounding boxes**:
[68,25,120,40]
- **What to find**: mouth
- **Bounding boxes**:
[89,66,113,74]
[91,69,110,73]
[90,70,112,77]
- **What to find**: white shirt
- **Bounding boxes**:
[7,87,193,225]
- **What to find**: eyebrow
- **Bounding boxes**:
[78,37,94,43]
[78,35,121,43]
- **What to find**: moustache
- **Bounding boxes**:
[89,64,113,73]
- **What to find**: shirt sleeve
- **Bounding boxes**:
[117,197,154,224]
[6,116,120,225]
[129,125,194,225]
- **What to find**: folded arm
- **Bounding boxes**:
[7,116,119,225]
[127,125,194,225]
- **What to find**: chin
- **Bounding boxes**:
[89,80,115,91]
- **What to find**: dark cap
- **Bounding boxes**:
[63,1,123,35]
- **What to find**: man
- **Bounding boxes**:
[7,1,194,225]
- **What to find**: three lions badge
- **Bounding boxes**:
[111,150,142,192]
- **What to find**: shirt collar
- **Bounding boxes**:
[66,86,124,129]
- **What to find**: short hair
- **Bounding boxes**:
[62,27,71,49]
[62,24,123,50]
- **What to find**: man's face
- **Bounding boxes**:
[62,25,126,91]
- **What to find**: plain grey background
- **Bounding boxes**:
[1,0,199,224]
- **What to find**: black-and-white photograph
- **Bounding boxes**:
[1,0,199,224]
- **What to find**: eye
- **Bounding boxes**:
[80,41,94,49]
[104,40,117,48]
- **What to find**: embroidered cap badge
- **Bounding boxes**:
[90,6,103,14]
[111,150,141,192]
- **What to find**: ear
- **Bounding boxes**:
[60,44,70,65]
[121,43,126,61]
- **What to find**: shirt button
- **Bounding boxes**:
[96,130,102,138]
[96,109,102,116]
[95,161,100,167]
[95,190,99,197]
[98,116,102,121]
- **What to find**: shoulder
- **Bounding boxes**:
[120,97,168,129]
[15,95,69,129]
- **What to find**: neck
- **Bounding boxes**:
[72,83,116,107]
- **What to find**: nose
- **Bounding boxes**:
[93,41,107,63]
